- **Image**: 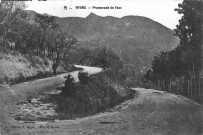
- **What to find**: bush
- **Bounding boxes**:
[62,74,75,96]
[38,71,136,120]
[55,74,123,118]
[91,46,122,69]
[78,71,89,85]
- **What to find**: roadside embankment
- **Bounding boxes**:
[0,51,73,85]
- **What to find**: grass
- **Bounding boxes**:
[0,51,52,85]
[0,86,17,134]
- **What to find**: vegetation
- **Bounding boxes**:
[66,46,147,88]
[44,71,135,120]
[90,47,123,69]
[0,1,26,47]
[62,74,75,96]
[0,1,77,62]
[78,71,89,85]
[0,1,78,84]
[67,46,123,70]
[144,0,203,103]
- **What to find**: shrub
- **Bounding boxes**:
[62,74,75,96]
[78,71,89,85]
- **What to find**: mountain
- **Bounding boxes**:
[56,13,179,70]
[26,11,179,70]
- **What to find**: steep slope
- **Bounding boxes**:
[0,51,67,85]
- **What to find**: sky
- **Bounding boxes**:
[25,0,183,30]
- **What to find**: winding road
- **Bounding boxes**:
[0,66,202,135]
[5,65,103,102]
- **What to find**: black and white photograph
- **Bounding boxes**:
[0,0,202,134]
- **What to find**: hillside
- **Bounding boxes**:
[0,50,67,85]
[56,12,179,69]
[25,10,179,70]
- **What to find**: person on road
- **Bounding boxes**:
[52,62,58,76]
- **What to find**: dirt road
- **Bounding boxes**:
[9,88,203,135]
[0,65,102,134]
[4,65,102,102]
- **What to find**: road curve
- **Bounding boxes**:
[6,65,102,102]
[9,88,203,135]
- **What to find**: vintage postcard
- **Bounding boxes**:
[0,0,202,134]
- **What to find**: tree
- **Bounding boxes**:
[91,46,122,69]
[47,28,77,61]
[144,0,203,99]
[76,47,92,65]
[63,74,75,96]
[34,13,57,54]
[8,19,43,53]
[0,1,26,48]
[174,0,203,78]
[62,34,77,60]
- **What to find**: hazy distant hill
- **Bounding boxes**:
[26,11,179,70]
